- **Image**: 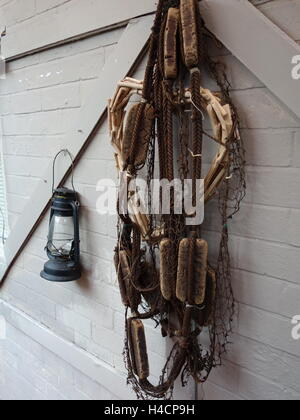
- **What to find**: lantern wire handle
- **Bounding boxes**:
[52,149,77,197]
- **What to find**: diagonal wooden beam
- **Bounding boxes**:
[0,15,154,284]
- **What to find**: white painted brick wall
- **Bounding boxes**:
[0,0,299,401]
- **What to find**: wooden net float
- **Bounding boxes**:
[128,318,150,381]
[160,238,176,301]
[180,0,199,69]
[164,8,180,80]
[176,237,208,305]
[114,249,131,307]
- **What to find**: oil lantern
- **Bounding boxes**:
[41,187,81,282]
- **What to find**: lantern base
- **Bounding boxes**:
[41,259,81,282]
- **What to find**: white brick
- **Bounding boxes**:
[236,365,300,400]
[245,167,300,208]
[7,211,19,230]
[3,111,64,136]
[9,91,42,114]
[6,193,27,214]
[232,268,300,318]
[79,49,105,80]
[7,54,39,72]
[1,0,35,26]
[73,158,110,184]
[6,341,47,394]
[80,208,108,236]
[73,294,113,329]
[66,282,122,314]
[0,95,11,114]
[55,378,91,401]
[74,332,114,366]
[4,135,64,158]
[209,359,300,400]
[41,348,75,384]
[92,323,124,354]
[6,323,42,360]
[203,229,240,265]
[78,184,103,210]
[80,230,115,261]
[1,279,56,319]
[41,314,75,343]
[202,55,263,92]
[237,304,299,357]
[74,370,118,400]
[204,201,293,245]
[258,0,300,41]
[41,83,81,111]
[292,129,300,167]
[25,62,65,89]
[200,382,243,401]
[287,209,300,246]
[236,237,300,284]
[225,334,300,393]
[5,155,50,177]
[56,307,91,338]
[242,128,294,167]
[232,88,300,129]
[40,30,122,63]
[0,360,46,400]
[83,132,115,161]
[16,262,74,308]
[44,383,67,400]
[36,0,67,14]
[24,235,50,259]
[80,252,112,284]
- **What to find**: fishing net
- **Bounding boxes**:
[109,0,246,400]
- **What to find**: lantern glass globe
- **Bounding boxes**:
[48,214,74,258]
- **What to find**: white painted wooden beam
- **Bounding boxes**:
[200,0,300,120]
[0,15,154,283]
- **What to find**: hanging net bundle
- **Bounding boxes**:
[109,0,246,400]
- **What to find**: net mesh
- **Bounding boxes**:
[114,0,246,399]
